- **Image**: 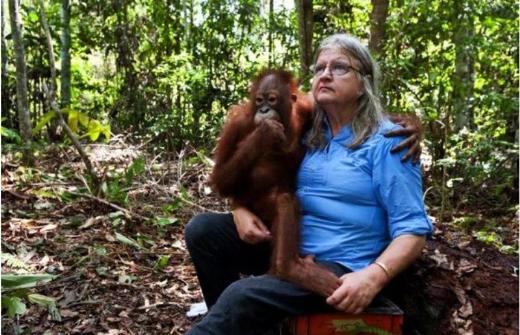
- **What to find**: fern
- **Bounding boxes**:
[1,253,32,272]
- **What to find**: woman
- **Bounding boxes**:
[185,33,432,335]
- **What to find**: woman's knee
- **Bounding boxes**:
[218,278,255,309]
[185,213,214,247]
[217,277,288,324]
[185,212,233,249]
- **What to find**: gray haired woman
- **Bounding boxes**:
[185,33,431,335]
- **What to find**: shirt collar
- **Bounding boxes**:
[323,115,354,143]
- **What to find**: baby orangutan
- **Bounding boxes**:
[211,69,341,297]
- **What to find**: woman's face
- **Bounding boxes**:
[311,48,363,108]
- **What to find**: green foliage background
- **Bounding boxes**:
[2,0,518,215]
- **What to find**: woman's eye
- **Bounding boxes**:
[314,65,325,74]
[332,64,349,75]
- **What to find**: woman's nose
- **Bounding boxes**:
[317,67,333,80]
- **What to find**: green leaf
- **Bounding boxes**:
[100,123,112,141]
[32,111,56,134]
[1,296,27,318]
[114,232,142,249]
[161,198,182,215]
[34,201,55,210]
[136,233,155,247]
[154,255,170,271]
[1,274,56,290]
[108,211,127,226]
[78,112,91,128]
[86,120,102,141]
[59,191,76,203]
[67,110,80,133]
[1,253,32,271]
[105,180,128,205]
[27,294,61,321]
[153,217,179,226]
[179,186,192,201]
[95,266,110,277]
[32,189,60,200]
[68,110,92,133]
[193,149,214,167]
[84,120,111,142]
[1,126,21,142]
[108,211,126,219]
[27,293,55,306]
[93,245,107,256]
[125,157,145,185]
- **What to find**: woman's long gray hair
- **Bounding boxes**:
[305,34,384,150]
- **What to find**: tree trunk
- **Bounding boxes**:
[36,0,57,97]
[369,0,389,57]
[37,0,100,192]
[295,0,313,81]
[451,2,475,131]
[268,0,273,66]
[8,0,32,163]
[183,0,192,55]
[60,0,71,108]
[1,0,11,126]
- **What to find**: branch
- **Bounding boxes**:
[68,191,149,221]
[176,194,224,213]
[37,0,100,192]
[3,189,31,200]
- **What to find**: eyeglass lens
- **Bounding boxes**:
[313,62,356,77]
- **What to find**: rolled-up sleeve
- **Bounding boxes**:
[372,135,433,239]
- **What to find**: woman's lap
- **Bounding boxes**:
[187,262,348,335]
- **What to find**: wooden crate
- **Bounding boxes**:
[283,297,403,335]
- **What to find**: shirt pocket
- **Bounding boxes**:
[326,152,374,203]
[298,164,326,188]
[297,153,327,189]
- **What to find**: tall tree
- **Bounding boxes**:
[1,0,10,122]
[369,0,389,56]
[8,0,32,162]
[60,0,71,108]
[295,0,313,80]
[268,0,274,66]
[451,1,475,131]
[37,0,100,191]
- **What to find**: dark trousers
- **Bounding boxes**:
[184,212,349,335]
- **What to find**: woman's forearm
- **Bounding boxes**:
[369,234,426,286]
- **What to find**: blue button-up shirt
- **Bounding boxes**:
[296,119,432,271]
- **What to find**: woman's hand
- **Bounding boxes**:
[232,207,272,244]
[326,264,388,314]
[385,113,423,164]
[328,235,426,313]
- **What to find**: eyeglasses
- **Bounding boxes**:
[311,62,360,77]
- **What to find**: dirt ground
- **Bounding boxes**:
[1,142,518,334]
[396,223,518,334]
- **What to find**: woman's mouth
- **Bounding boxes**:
[319,86,333,92]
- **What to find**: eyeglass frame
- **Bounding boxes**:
[310,61,362,77]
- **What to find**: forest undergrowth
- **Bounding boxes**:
[1,138,518,335]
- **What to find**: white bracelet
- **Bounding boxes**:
[373,261,391,279]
